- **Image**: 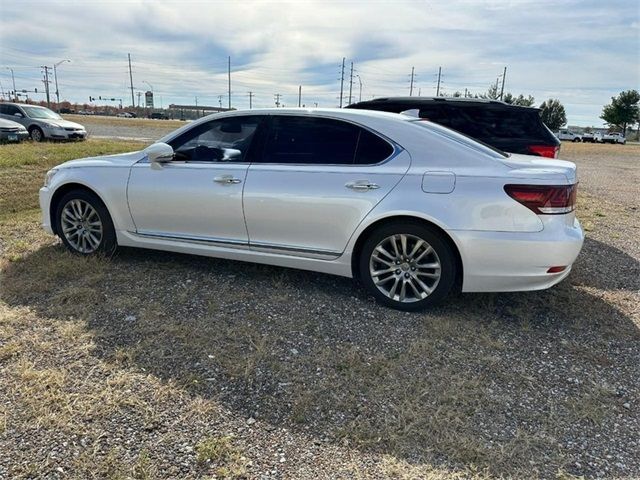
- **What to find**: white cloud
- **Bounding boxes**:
[0,0,638,125]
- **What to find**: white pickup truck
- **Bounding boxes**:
[600,132,626,144]
[556,130,582,142]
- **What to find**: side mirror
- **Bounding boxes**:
[14,112,23,118]
[145,142,174,163]
[222,148,242,162]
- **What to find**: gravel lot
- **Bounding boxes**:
[0,142,638,479]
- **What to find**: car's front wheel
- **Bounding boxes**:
[55,190,117,255]
[358,222,456,311]
[30,126,44,142]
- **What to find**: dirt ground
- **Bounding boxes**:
[0,141,638,479]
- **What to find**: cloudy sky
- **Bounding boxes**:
[0,0,638,126]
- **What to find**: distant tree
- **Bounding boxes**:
[539,98,567,131]
[452,91,463,98]
[600,89,640,136]
[478,83,500,100]
[503,92,536,106]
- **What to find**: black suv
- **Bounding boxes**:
[347,97,560,158]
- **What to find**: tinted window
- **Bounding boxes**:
[263,117,359,164]
[169,116,262,162]
[261,116,393,165]
[419,106,544,139]
[355,129,394,164]
[0,104,21,116]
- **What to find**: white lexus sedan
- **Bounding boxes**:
[39,108,584,310]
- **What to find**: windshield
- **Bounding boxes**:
[22,106,62,120]
[410,119,508,158]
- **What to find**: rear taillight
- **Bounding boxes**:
[528,145,559,158]
[504,184,577,215]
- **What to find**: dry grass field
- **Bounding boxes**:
[0,140,638,479]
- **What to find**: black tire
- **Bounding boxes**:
[29,126,44,142]
[572,137,580,142]
[54,189,117,255]
[358,222,456,311]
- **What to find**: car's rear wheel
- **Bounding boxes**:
[29,126,44,142]
[358,222,456,310]
[572,137,580,142]
[55,190,117,255]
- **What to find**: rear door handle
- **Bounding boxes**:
[214,175,242,184]
[346,180,380,191]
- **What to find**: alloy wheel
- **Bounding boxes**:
[368,233,441,303]
[60,199,103,253]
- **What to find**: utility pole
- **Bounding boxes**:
[195,96,198,107]
[41,66,51,107]
[464,88,468,98]
[436,66,442,97]
[227,56,231,109]
[339,57,345,107]
[348,62,354,105]
[6,68,16,101]
[499,66,507,101]
[248,91,254,109]
[356,74,362,102]
[409,66,415,96]
[53,59,70,109]
[298,85,302,107]
[218,95,223,108]
[128,53,135,108]
[136,91,142,107]
[274,93,282,107]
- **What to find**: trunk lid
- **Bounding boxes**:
[499,153,577,184]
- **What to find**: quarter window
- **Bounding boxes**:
[168,116,262,162]
[261,116,393,165]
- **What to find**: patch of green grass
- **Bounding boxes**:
[0,139,146,220]
[195,435,248,477]
[0,138,146,168]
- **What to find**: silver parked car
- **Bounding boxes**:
[39,108,584,310]
[0,102,86,141]
[0,117,29,142]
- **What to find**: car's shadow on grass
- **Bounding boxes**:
[2,243,639,478]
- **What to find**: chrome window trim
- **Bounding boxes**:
[145,113,405,168]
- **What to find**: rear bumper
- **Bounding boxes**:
[454,218,584,292]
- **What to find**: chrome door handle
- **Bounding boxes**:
[345,181,380,191]
[214,175,242,184]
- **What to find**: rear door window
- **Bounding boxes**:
[260,116,394,165]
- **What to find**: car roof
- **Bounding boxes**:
[187,107,414,127]
[349,96,539,111]
[2,102,46,109]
